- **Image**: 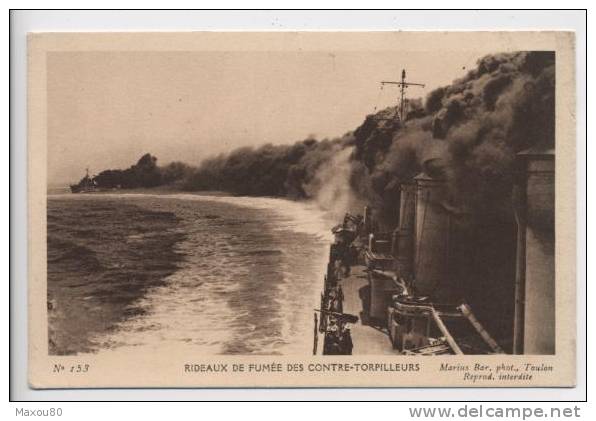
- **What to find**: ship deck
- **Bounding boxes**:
[337,265,397,355]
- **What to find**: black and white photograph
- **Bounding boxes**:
[46,48,556,358]
[23,30,577,388]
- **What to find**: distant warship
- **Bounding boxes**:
[70,168,97,193]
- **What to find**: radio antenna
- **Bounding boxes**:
[380,69,425,122]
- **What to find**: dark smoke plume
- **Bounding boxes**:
[83,51,554,348]
[184,51,554,231]
[184,135,355,198]
[350,51,555,225]
[347,51,554,346]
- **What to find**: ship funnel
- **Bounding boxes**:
[393,182,416,282]
[413,170,459,301]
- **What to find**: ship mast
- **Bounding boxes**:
[380,69,425,122]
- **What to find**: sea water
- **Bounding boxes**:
[47,193,334,356]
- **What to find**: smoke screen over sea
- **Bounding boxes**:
[51,51,556,355]
[178,51,555,225]
[182,51,555,347]
[73,51,555,223]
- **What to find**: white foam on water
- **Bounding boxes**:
[71,192,334,357]
[54,192,334,241]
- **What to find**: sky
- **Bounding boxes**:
[47,49,497,184]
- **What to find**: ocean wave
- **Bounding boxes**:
[50,193,332,356]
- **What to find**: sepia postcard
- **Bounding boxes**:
[28,31,576,388]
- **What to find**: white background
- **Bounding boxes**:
[5,3,589,417]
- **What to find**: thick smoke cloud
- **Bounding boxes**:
[78,154,195,189]
[184,135,354,199]
[345,51,554,345]
[82,51,554,347]
[351,51,555,225]
[184,51,554,226]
